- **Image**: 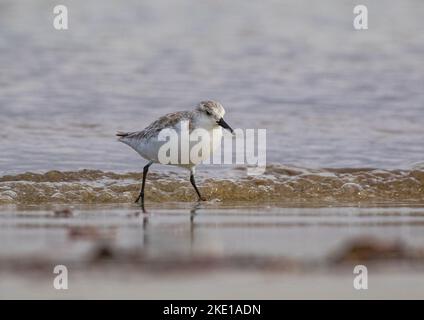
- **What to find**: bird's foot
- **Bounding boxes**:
[134,192,144,204]
[135,197,147,213]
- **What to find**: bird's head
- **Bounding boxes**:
[196,100,233,133]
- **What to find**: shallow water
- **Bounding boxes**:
[1,0,424,176]
[1,166,424,205]
[2,204,424,260]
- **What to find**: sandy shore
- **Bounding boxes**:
[2,267,424,299]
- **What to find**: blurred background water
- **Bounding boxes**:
[1,0,423,175]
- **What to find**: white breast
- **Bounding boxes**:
[133,124,223,168]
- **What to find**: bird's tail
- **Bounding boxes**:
[116,131,131,143]
[116,131,142,150]
[116,131,129,138]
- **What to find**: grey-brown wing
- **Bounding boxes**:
[117,111,193,141]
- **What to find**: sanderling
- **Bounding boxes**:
[117,100,233,206]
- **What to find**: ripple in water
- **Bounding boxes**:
[1,165,423,205]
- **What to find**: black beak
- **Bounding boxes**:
[217,118,234,134]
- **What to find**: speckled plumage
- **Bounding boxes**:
[117,100,227,165]
[117,110,194,142]
[116,100,232,204]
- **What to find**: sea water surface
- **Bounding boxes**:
[1,0,424,172]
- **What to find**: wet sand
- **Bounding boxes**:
[1,203,424,299]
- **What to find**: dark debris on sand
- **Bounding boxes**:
[53,208,73,217]
[329,236,424,265]
[1,236,424,275]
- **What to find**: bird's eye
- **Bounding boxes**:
[206,111,212,116]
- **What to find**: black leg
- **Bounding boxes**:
[190,173,205,201]
[135,161,153,206]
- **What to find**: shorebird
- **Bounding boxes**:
[117,100,233,206]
